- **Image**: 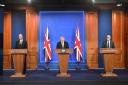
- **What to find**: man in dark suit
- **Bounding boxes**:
[56,36,69,73]
[102,35,115,48]
[56,36,69,49]
[15,33,28,49]
[15,33,28,74]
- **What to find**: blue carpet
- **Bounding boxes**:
[0,69,128,81]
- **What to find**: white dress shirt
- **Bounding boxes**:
[19,39,23,45]
[107,40,110,48]
[61,41,64,48]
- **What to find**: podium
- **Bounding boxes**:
[10,49,27,78]
[100,48,121,77]
[55,49,73,77]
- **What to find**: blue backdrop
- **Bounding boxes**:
[38,11,86,70]
[0,10,4,74]
[0,11,3,33]
[12,10,26,48]
[0,10,3,49]
[98,10,112,68]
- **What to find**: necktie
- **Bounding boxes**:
[109,41,110,48]
[107,41,110,48]
[19,40,23,45]
[61,41,64,48]
[107,41,109,48]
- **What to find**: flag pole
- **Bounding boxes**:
[75,49,81,71]
[45,51,50,70]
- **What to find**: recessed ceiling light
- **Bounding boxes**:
[92,0,95,3]
[116,3,122,7]
[0,4,5,7]
[27,0,31,3]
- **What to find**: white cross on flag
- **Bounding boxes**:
[74,26,82,62]
[44,25,52,62]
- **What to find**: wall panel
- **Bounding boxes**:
[26,10,38,69]
[86,12,98,69]
[3,11,12,69]
[125,11,128,69]
[112,10,125,68]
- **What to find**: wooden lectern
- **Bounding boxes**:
[10,49,27,78]
[100,48,121,77]
[55,49,73,77]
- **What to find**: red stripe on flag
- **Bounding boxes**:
[44,26,52,62]
[74,27,82,62]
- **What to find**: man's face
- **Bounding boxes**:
[19,34,23,40]
[107,35,111,41]
[60,36,64,42]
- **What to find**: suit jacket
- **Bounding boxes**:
[56,41,69,49]
[102,40,115,48]
[15,39,28,49]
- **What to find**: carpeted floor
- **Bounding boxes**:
[0,69,128,81]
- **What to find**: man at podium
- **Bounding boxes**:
[55,36,72,77]
[15,33,28,74]
[15,33,28,49]
[102,35,115,48]
[56,36,69,49]
[100,34,118,77]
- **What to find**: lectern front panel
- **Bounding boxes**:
[58,54,69,73]
[13,55,25,73]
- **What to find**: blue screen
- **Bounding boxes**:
[39,11,86,70]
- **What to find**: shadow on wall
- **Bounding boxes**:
[0,34,3,75]
[0,10,3,75]
[0,33,3,75]
[0,49,3,75]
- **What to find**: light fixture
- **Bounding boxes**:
[116,3,122,7]
[27,0,31,3]
[92,0,95,3]
[0,4,5,7]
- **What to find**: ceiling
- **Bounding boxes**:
[0,0,128,10]
[2,0,127,4]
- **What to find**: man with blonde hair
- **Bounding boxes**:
[56,36,69,49]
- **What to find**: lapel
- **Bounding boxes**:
[19,40,24,46]
[60,41,64,48]
[106,40,112,48]
[106,40,108,47]
[110,40,112,48]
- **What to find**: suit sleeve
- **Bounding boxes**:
[15,40,18,49]
[102,41,105,48]
[112,41,115,48]
[56,42,59,49]
[66,42,69,48]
